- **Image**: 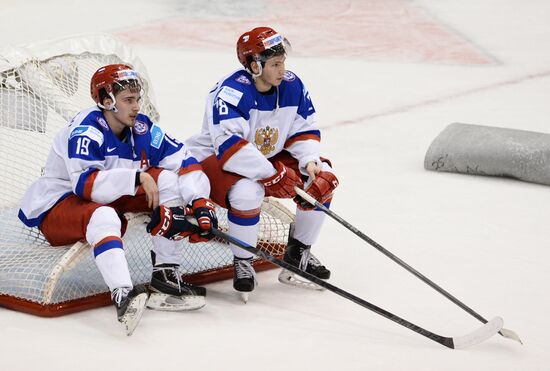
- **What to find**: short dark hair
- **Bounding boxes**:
[98,80,141,106]
[247,44,286,70]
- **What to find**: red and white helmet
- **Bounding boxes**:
[90,64,142,110]
[236,27,291,74]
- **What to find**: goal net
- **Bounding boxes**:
[0,34,293,316]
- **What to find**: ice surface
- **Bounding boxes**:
[1,1,549,370]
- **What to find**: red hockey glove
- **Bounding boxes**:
[260,161,304,198]
[147,205,196,240]
[147,205,213,243]
[296,171,339,210]
[191,198,218,232]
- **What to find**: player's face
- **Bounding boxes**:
[256,55,286,91]
[111,88,141,128]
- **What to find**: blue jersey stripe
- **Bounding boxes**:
[75,168,97,198]
[217,135,243,160]
[287,130,321,141]
[181,156,200,168]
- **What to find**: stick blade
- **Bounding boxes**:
[451,317,504,349]
[500,327,523,345]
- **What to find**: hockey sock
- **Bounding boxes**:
[293,205,328,246]
[227,209,260,259]
[93,236,133,291]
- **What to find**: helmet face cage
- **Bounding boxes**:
[255,42,287,63]
[237,27,291,72]
[90,64,143,109]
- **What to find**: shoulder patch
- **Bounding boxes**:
[235,74,251,85]
[97,117,109,130]
[283,71,296,82]
[218,85,244,107]
[69,125,104,146]
[150,124,165,149]
[133,120,149,135]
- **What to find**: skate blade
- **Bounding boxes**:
[146,292,206,311]
[120,292,148,336]
[278,269,326,291]
[238,291,249,303]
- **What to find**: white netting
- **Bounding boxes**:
[0,34,293,313]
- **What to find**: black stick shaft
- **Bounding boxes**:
[295,188,490,325]
[213,228,455,348]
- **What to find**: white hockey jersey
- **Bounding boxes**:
[19,107,208,227]
[185,69,322,180]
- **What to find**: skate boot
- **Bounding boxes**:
[147,263,207,311]
[112,285,148,336]
[278,236,330,290]
[233,256,257,303]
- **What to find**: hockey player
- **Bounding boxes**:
[18,64,217,335]
[186,27,339,301]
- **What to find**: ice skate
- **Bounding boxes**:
[233,257,257,303]
[278,236,330,291]
[147,263,206,311]
[112,285,148,336]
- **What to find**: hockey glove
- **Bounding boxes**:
[147,205,212,243]
[191,198,218,232]
[260,161,304,199]
[295,171,339,210]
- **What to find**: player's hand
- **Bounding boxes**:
[295,170,339,210]
[191,198,218,232]
[140,172,159,209]
[260,161,304,198]
[147,205,197,240]
[305,161,321,180]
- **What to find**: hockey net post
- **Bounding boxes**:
[0,34,294,317]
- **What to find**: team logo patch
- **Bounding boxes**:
[283,71,296,82]
[262,34,283,48]
[69,126,88,139]
[69,125,104,146]
[97,117,109,130]
[218,85,243,107]
[133,120,148,135]
[150,125,165,149]
[235,75,251,85]
[254,126,279,156]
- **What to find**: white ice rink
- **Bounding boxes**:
[1,1,549,370]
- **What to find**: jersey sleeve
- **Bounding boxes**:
[177,148,211,204]
[147,121,186,171]
[283,77,323,174]
[208,84,275,180]
[146,118,211,204]
[67,125,137,204]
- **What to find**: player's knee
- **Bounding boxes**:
[86,206,122,246]
[228,179,264,210]
[157,170,181,204]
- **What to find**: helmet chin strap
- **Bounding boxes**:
[249,59,263,78]
[97,92,118,112]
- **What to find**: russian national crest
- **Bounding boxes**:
[254,126,279,156]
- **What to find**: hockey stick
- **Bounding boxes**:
[212,227,503,349]
[294,187,522,344]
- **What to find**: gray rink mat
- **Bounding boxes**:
[424,122,550,186]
